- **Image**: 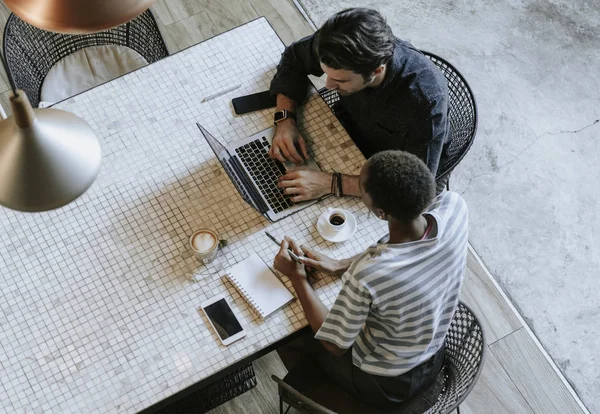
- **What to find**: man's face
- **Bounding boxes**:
[320,63,374,96]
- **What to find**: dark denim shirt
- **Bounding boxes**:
[270,35,449,177]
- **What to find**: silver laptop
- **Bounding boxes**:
[197,123,323,222]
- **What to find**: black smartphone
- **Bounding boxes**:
[232,91,277,115]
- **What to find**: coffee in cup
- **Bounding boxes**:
[326,209,347,234]
[190,229,220,263]
[329,213,346,226]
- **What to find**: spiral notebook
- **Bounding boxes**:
[226,253,295,318]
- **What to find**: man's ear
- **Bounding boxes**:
[373,65,385,76]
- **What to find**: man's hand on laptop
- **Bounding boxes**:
[269,120,309,165]
[277,170,331,202]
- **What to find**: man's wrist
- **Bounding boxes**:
[274,109,297,125]
[276,94,298,112]
[291,275,311,290]
[276,117,296,126]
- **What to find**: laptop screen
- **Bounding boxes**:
[196,123,263,214]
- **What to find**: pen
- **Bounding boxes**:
[265,231,302,263]
[201,84,242,103]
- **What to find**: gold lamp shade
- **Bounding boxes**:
[4,0,158,34]
[0,91,102,212]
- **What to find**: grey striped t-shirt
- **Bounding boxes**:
[315,191,469,376]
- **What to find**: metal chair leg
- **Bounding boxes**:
[279,397,291,414]
[457,405,461,414]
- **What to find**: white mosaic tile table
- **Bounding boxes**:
[0,18,389,413]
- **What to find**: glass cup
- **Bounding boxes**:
[189,229,222,264]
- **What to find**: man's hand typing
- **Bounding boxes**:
[269,120,309,165]
[277,170,332,202]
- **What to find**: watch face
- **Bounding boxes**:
[274,111,285,122]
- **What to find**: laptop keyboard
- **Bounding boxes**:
[235,137,295,214]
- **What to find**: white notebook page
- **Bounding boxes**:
[226,253,294,318]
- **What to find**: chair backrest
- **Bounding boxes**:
[421,51,477,181]
[426,302,485,414]
[317,51,477,182]
[3,10,169,107]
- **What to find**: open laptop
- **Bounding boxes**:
[197,123,323,222]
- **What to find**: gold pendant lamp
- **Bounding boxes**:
[0,62,102,212]
[4,0,158,34]
[0,0,158,211]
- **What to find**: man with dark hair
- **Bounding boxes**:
[273,150,468,406]
[269,8,450,200]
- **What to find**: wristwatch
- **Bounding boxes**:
[274,109,296,124]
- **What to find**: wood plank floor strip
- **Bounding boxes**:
[460,346,535,414]
[490,328,586,414]
[196,0,259,35]
[250,0,314,45]
[460,248,523,344]
[152,0,191,26]
[163,12,219,51]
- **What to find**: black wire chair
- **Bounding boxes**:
[318,51,477,191]
[272,302,485,414]
[3,10,169,107]
[153,363,257,414]
[423,51,477,191]
[426,303,486,414]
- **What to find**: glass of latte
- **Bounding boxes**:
[189,229,221,263]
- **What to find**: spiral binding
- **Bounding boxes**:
[227,272,265,317]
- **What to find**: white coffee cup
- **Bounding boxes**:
[190,229,220,263]
[324,209,347,234]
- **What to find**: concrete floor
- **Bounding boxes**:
[295,0,599,411]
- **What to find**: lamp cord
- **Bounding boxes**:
[0,51,18,96]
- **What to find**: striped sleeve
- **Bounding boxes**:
[315,270,372,349]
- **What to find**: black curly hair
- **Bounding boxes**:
[316,8,395,79]
[363,151,435,222]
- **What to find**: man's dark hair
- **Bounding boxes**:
[316,8,395,79]
[364,151,435,222]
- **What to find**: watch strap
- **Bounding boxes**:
[274,109,296,123]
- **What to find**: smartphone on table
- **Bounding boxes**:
[232,91,276,115]
[199,295,246,345]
